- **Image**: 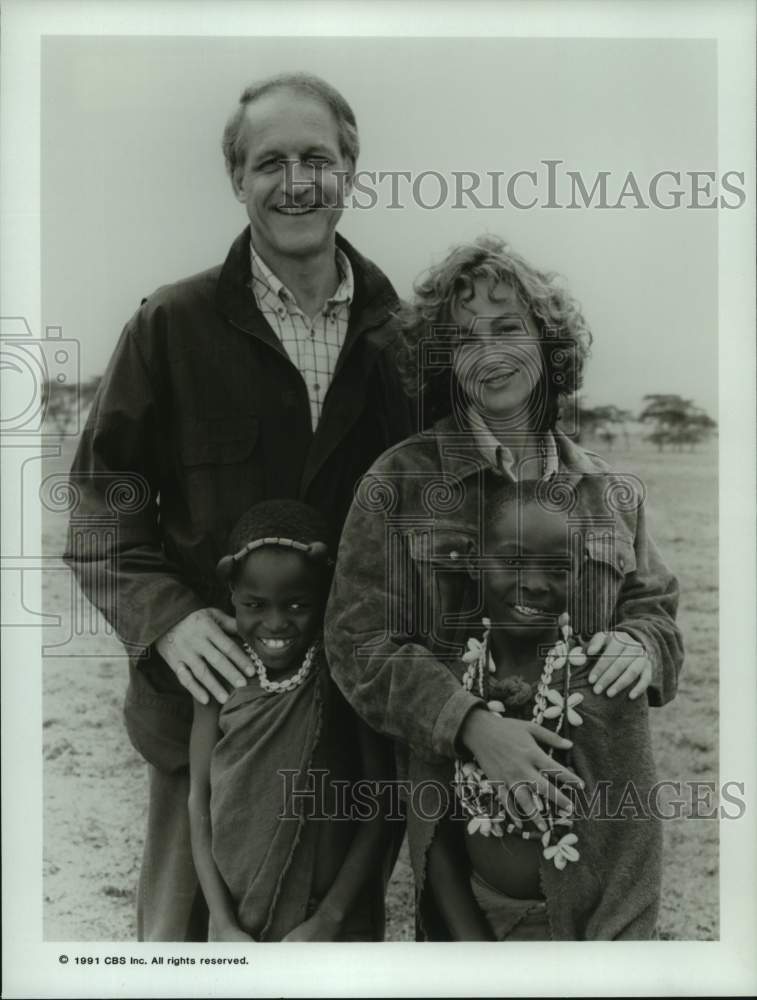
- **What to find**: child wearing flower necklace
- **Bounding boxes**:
[416,484,663,941]
[188,499,392,942]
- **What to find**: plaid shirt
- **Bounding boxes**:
[250,242,354,429]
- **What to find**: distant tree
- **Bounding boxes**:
[77,375,102,415]
[645,428,670,452]
[574,401,634,449]
[639,394,717,451]
[42,375,101,438]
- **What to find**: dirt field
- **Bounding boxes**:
[42,437,718,941]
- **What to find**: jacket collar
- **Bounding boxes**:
[216,227,288,358]
[553,428,605,477]
[433,412,599,484]
[215,226,398,354]
[250,239,355,312]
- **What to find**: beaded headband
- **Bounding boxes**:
[216,536,331,583]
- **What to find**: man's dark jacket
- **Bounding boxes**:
[64,227,414,771]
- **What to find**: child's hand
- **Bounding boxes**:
[282,909,341,942]
[215,922,255,942]
[586,631,652,699]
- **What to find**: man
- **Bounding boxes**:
[64,73,413,941]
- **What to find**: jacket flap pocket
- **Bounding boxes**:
[407,526,476,566]
[585,533,636,575]
[180,414,259,466]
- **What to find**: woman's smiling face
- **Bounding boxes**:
[451,278,544,428]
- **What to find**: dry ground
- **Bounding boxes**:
[42,438,718,941]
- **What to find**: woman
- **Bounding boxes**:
[325,235,683,939]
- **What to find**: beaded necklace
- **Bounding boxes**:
[242,640,319,694]
[454,612,587,871]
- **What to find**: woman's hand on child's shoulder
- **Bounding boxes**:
[460,709,581,820]
[282,909,342,942]
[585,630,652,700]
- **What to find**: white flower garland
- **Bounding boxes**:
[454,612,587,870]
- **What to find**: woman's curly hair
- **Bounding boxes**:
[396,234,593,429]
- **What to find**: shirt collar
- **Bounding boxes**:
[465,406,559,481]
[432,412,604,487]
[249,240,354,313]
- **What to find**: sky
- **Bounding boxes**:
[41,35,719,418]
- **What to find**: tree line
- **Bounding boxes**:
[41,376,102,437]
[41,379,716,453]
[576,395,717,451]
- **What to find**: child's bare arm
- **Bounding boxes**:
[187,699,253,941]
[282,719,394,941]
[425,815,496,941]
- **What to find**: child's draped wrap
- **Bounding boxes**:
[209,654,352,940]
[409,659,662,940]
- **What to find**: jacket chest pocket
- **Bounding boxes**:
[572,532,637,636]
[179,414,264,537]
[180,414,260,467]
[407,525,476,564]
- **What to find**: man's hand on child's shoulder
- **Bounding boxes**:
[156,607,254,705]
[586,631,652,700]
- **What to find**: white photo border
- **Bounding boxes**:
[1,0,755,997]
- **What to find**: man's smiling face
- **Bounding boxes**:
[231,88,351,262]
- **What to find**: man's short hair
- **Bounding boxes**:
[222,72,360,179]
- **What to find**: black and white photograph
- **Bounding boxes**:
[1,1,755,996]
